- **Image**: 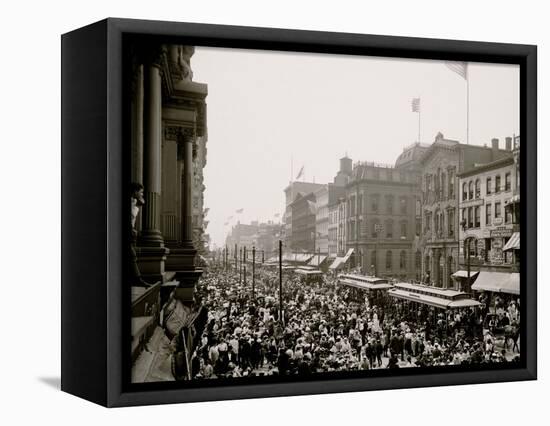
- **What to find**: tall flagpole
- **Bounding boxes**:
[418,96,421,143]
[466,75,470,144]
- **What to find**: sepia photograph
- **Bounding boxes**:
[127,41,521,384]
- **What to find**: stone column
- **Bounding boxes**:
[136,49,169,282]
[172,129,203,301]
[141,61,163,245]
[181,129,194,249]
[131,64,144,232]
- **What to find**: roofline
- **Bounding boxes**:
[457,155,515,177]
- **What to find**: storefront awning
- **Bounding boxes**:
[471,271,520,295]
[329,257,344,270]
[503,232,520,251]
[451,270,480,280]
[342,248,354,263]
[308,255,327,267]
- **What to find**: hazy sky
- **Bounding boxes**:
[191,47,519,248]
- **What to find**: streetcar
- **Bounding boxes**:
[337,273,394,307]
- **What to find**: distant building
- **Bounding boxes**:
[327,157,352,259]
[290,192,317,253]
[283,181,324,250]
[314,185,329,255]
[419,133,513,289]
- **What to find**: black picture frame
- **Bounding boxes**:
[61,18,537,407]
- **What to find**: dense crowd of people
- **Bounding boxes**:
[188,267,520,380]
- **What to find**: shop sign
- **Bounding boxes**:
[491,227,512,238]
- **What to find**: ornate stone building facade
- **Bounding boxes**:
[129,42,208,297]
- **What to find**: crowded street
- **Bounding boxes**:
[187,265,521,380]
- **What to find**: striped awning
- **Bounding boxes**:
[503,232,520,251]
[471,272,520,295]
[308,255,327,266]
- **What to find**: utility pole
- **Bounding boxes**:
[279,239,283,324]
[239,246,242,283]
[243,246,247,287]
[252,246,256,299]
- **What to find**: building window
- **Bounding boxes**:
[462,182,467,201]
[357,194,363,214]
[425,213,431,232]
[386,250,393,270]
[468,181,474,199]
[448,168,455,198]
[415,250,421,269]
[371,194,379,212]
[495,202,502,218]
[400,221,407,238]
[371,220,380,238]
[486,203,492,225]
[386,195,394,214]
[370,250,377,271]
[440,173,446,200]
[468,207,473,228]
[350,195,356,216]
[474,206,480,228]
[448,209,455,237]
[495,175,501,192]
[505,172,511,191]
[475,179,481,198]
[486,177,492,195]
[400,196,407,214]
[415,218,421,237]
[386,220,393,239]
[400,250,407,269]
[505,205,513,223]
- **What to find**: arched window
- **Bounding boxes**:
[462,182,467,201]
[386,250,393,270]
[468,181,474,199]
[441,173,446,200]
[475,179,481,198]
[400,250,407,269]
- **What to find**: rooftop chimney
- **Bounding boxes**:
[505,136,512,151]
[491,138,499,153]
[340,156,352,175]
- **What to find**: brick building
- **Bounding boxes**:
[456,136,520,292]
[419,132,513,288]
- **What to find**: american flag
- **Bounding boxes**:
[411,97,421,113]
[295,165,304,180]
[445,61,468,80]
